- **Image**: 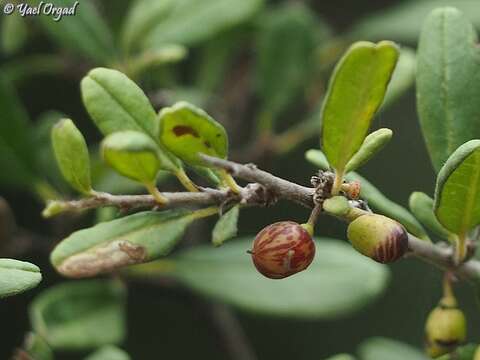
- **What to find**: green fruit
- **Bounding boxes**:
[347,214,408,263]
[425,297,466,358]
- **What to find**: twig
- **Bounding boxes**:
[45,156,480,283]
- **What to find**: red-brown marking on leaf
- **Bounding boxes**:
[173,125,199,138]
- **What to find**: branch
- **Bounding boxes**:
[45,155,480,283]
[200,155,480,284]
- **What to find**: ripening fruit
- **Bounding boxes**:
[347,214,408,263]
[250,221,315,279]
[425,296,466,358]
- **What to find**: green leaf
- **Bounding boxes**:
[81,68,157,136]
[36,0,116,64]
[305,149,330,170]
[344,128,393,173]
[0,259,41,298]
[1,13,28,55]
[212,206,239,247]
[417,7,480,173]
[102,131,161,184]
[0,75,36,188]
[382,48,416,108]
[255,3,323,121]
[85,345,130,360]
[349,0,480,43]
[347,172,429,240]
[81,67,179,172]
[121,0,175,53]
[21,332,54,360]
[434,140,480,235]
[409,192,452,241]
[324,355,356,360]
[437,344,478,360]
[358,337,428,360]
[321,41,399,173]
[29,280,126,351]
[51,119,92,195]
[143,0,264,48]
[50,209,197,278]
[135,238,390,319]
[158,101,228,166]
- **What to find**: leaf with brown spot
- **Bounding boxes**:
[158,101,228,167]
[50,209,196,278]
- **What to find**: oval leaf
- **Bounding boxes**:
[102,131,160,184]
[36,0,116,64]
[81,68,179,172]
[345,128,393,173]
[409,192,452,241]
[85,345,130,360]
[143,0,264,48]
[434,140,480,234]
[158,101,228,166]
[212,205,239,247]
[0,259,41,298]
[52,119,92,195]
[358,337,428,360]
[50,209,196,278]
[321,41,399,173]
[168,238,389,319]
[29,280,126,351]
[417,7,480,173]
[347,172,429,240]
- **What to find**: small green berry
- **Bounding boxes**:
[425,296,466,358]
[347,214,408,263]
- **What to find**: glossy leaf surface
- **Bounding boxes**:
[0,259,41,298]
[434,140,480,235]
[51,210,195,278]
[51,119,92,194]
[158,101,228,166]
[417,7,480,172]
[102,131,160,183]
[321,41,398,173]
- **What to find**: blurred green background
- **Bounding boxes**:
[1,0,480,359]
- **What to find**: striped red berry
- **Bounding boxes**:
[250,221,315,279]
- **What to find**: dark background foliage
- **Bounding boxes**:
[1,0,479,359]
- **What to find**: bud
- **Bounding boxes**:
[347,214,408,263]
[425,296,466,358]
[250,221,315,279]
